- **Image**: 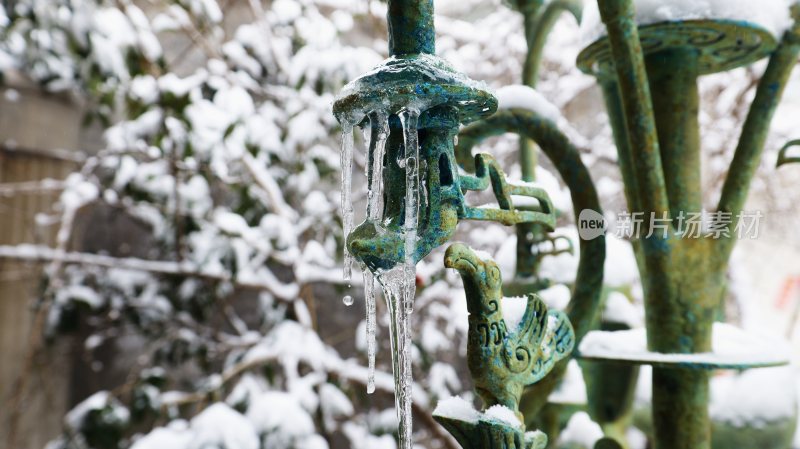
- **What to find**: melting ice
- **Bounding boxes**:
[400,108,420,316]
[339,108,422,449]
[340,126,355,281]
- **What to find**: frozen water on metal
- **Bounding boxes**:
[340,126,355,281]
[400,109,420,315]
[376,266,414,449]
[340,108,423,449]
[363,268,378,394]
[367,112,389,223]
[361,112,390,397]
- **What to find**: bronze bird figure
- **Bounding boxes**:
[444,243,574,423]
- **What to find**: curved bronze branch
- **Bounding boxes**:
[456,109,605,420]
[519,0,582,181]
[523,0,583,88]
[716,7,800,263]
[596,0,669,219]
[777,139,800,167]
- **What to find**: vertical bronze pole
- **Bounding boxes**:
[645,48,714,449]
[646,48,702,219]
[597,1,715,448]
[387,0,435,56]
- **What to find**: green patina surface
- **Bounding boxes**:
[435,415,549,449]
[334,0,592,444]
[456,109,606,429]
[332,0,568,274]
[436,243,574,445]
[444,243,574,421]
[777,139,800,167]
[386,0,434,56]
[576,2,800,448]
[334,0,800,446]
[334,0,588,443]
[457,110,606,348]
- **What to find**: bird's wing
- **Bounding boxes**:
[541,309,574,364]
[502,294,548,374]
[503,294,576,383]
[521,300,575,384]
[515,294,548,347]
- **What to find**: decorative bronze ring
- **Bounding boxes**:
[577,19,778,77]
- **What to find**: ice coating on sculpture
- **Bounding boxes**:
[334,19,496,448]
[362,268,377,394]
[339,106,422,449]
[400,109,420,315]
[363,112,390,396]
[375,266,415,449]
[337,107,422,449]
[339,116,381,396]
[367,112,389,223]
[339,126,354,281]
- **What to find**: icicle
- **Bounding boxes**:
[357,112,389,396]
[400,109,420,315]
[363,268,377,394]
[340,126,355,281]
[376,268,414,449]
[348,108,421,448]
[367,112,389,223]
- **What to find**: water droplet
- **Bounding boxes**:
[343,295,354,306]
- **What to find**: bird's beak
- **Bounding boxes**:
[444,243,480,277]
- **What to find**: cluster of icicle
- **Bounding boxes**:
[340,108,421,449]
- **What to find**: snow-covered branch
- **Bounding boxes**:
[0,244,299,300]
[0,179,67,196]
